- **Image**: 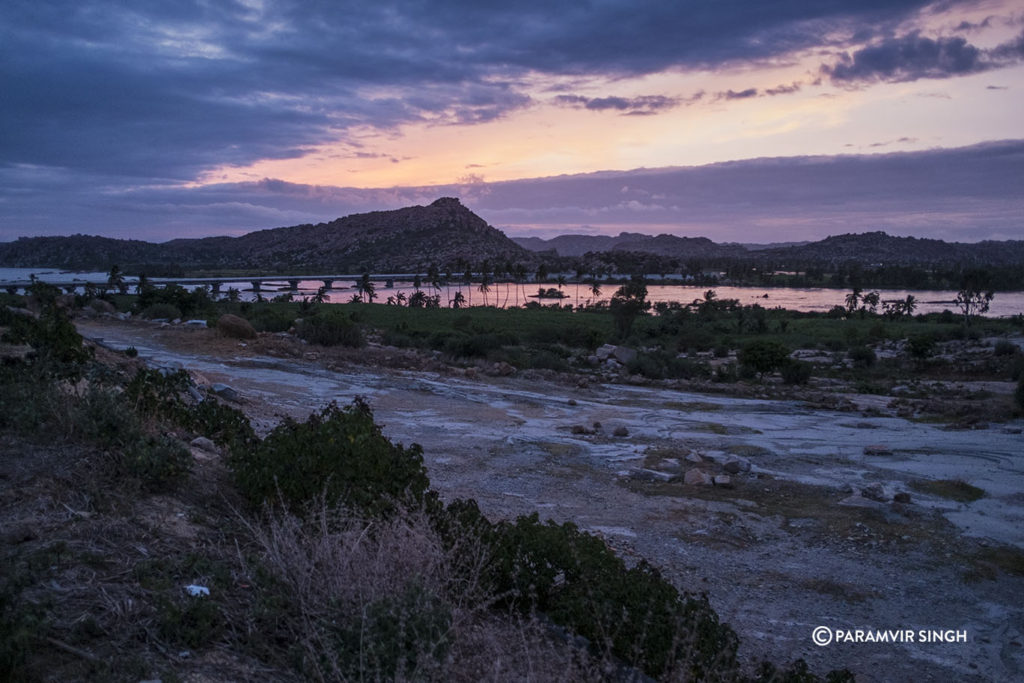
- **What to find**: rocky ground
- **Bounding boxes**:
[72,317,1024,681]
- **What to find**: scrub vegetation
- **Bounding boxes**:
[0,284,859,681]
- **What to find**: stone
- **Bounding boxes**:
[861,482,889,502]
[713,474,734,488]
[863,444,893,456]
[684,452,704,464]
[613,426,629,437]
[595,344,616,360]
[586,355,600,366]
[190,436,219,454]
[490,361,516,376]
[723,458,751,474]
[88,298,117,314]
[184,319,208,327]
[211,383,239,401]
[612,346,637,364]
[893,491,913,504]
[684,468,713,486]
[630,468,675,483]
[216,313,257,340]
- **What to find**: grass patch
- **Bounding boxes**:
[909,479,985,503]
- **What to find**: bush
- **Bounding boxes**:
[739,340,790,377]
[141,302,182,320]
[994,339,1019,356]
[121,434,193,491]
[906,334,936,360]
[848,345,876,368]
[231,399,429,515]
[781,360,812,385]
[486,514,739,679]
[296,315,364,347]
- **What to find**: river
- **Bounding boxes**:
[4,267,1023,317]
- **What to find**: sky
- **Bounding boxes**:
[2,0,1023,244]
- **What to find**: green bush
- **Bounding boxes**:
[781,360,812,385]
[247,307,295,333]
[848,345,876,368]
[739,340,790,377]
[296,315,364,347]
[906,334,936,360]
[332,582,451,680]
[231,399,430,515]
[121,435,192,491]
[485,513,739,679]
[994,339,1019,356]
[141,302,182,320]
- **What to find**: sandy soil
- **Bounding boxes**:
[76,317,1024,681]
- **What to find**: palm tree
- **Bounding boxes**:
[590,278,602,306]
[556,275,567,300]
[574,265,585,310]
[462,267,473,306]
[451,291,466,308]
[478,271,491,307]
[107,265,126,294]
[845,287,862,316]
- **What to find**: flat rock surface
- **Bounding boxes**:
[76,318,1024,682]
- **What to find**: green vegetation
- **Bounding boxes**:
[0,296,855,681]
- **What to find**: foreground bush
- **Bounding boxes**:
[231,399,429,514]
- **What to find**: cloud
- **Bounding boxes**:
[553,93,681,114]
[717,88,759,100]
[824,29,1024,84]
[764,82,801,95]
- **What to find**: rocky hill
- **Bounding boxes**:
[516,230,1024,268]
[514,232,745,259]
[0,198,532,273]
[761,231,1024,267]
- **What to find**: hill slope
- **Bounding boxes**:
[0,198,531,272]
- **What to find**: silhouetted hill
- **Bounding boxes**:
[513,232,745,259]
[0,198,532,273]
[762,231,1024,267]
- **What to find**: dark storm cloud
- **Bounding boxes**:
[2,1,949,183]
[824,29,1024,84]
[553,94,682,114]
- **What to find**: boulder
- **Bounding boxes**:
[713,474,734,488]
[893,491,913,504]
[861,482,889,502]
[612,346,637,365]
[595,344,616,360]
[684,469,713,486]
[190,436,219,454]
[88,298,117,315]
[723,458,751,474]
[216,313,257,340]
[211,383,239,401]
[684,452,704,464]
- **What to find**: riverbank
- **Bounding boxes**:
[71,315,1024,681]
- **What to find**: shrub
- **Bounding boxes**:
[247,307,294,333]
[781,360,812,385]
[848,345,876,368]
[141,302,182,320]
[486,514,739,679]
[231,399,429,514]
[121,434,193,491]
[994,339,1019,356]
[296,315,364,347]
[739,340,790,377]
[906,334,936,360]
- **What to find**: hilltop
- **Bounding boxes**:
[0,198,532,273]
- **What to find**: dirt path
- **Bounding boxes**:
[77,318,1024,681]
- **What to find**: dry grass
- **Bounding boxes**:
[240,500,602,681]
